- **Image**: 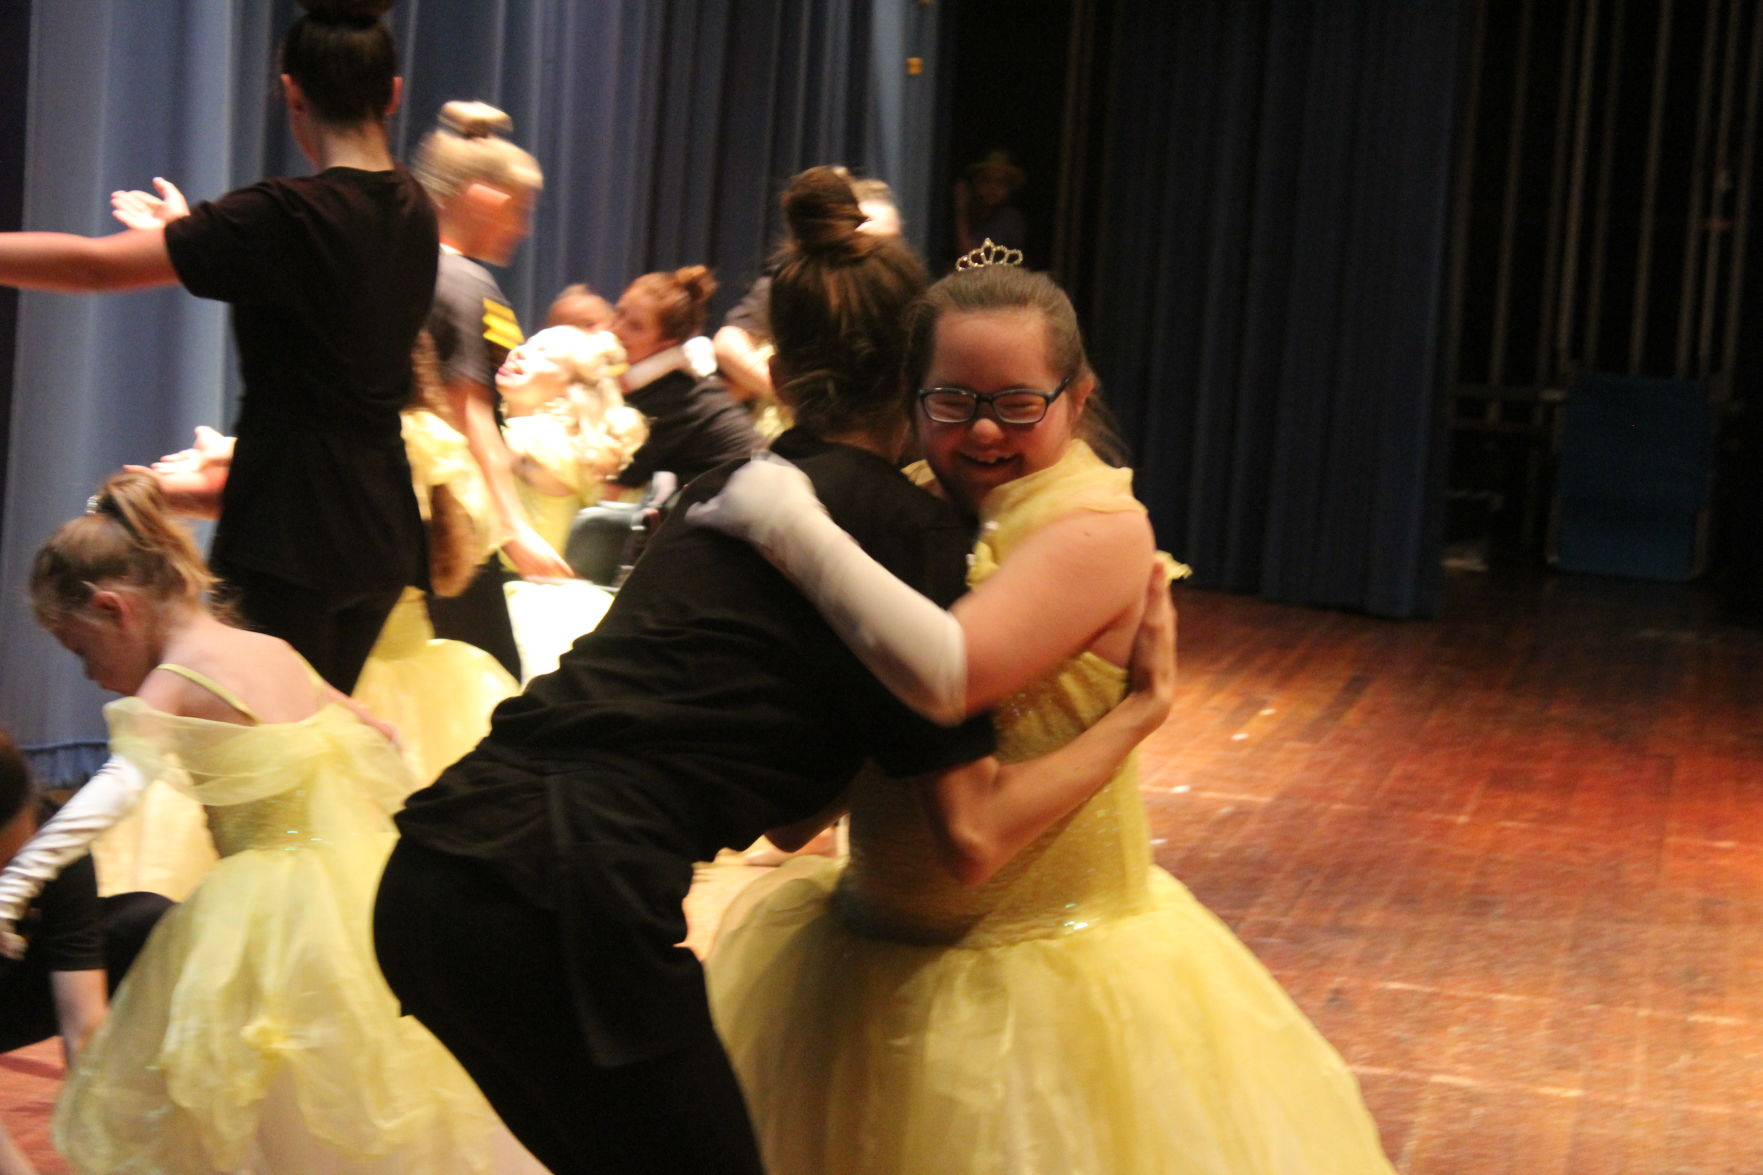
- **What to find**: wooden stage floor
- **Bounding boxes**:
[4,566,1759,1172]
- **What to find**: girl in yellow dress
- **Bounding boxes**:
[497,324,646,554]
[9,473,534,1174]
[695,259,1399,1174]
[350,400,522,783]
[495,323,647,678]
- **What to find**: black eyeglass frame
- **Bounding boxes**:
[915,374,1075,425]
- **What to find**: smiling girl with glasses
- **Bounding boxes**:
[693,260,1396,1175]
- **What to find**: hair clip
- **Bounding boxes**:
[85,494,103,515]
[956,238,1024,271]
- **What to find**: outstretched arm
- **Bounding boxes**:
[689,453,1152,724]
[916,566,1176,885]
[0,228,177,293]
[0,757,148,958]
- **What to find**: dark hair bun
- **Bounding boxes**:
[437,100,513,140]
[297,0,393,23]
[782,167,869,258]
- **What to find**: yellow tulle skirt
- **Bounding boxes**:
[54,831,515,1174]
[708,860,1397,1175]
[353,589,521,785]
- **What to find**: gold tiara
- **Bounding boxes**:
[956,238,1023,271]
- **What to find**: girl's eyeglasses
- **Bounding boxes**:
[917,375,1073,425]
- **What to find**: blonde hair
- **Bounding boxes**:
[525,326,649,479]
[412,101,542,205]
[31,472,216,627]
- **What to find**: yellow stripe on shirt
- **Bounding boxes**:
[483,299,524,350]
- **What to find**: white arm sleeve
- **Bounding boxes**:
[0,755,147,956]
[688,454,969,725]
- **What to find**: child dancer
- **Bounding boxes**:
[497,324,646,555]
[1,473,533,1173]
[694,256,1398,1174]
[351,342,523,783]
[491,324,646,675]
[371,168,1176,1175]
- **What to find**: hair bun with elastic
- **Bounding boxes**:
[297,0,394,22]
[782,166,869,259]
[438,100,513,141]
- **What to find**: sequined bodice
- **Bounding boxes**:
[836,653,1151,947]
[839,441,1158,947]
[104,697,404,862]
[205,788,319,858]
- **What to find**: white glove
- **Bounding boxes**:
[0,755,147,958]
[688,453,969,725]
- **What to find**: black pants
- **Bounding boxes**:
[373,840,763,1175]
[428,557,522,681]
[0,892,172,1053]
[220,567,404,694]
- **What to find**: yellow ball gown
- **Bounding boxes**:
[499,408,625,680]
[53,677,528,1174]
[352,411,520,781]
[706,442,1397,1175]
[353,586,519,785]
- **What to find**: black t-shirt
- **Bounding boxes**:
[10,802,103,974]
[397,428,995,889]
[164,166,438,593]
[428,250,522,392]
[614,368,762,490]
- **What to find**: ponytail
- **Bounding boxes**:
[30,473,215,626]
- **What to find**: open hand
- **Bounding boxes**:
[111,177,190,230]
[125,426,232,519]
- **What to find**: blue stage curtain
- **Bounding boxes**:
[0,0,938,781]
[1091,0,1467,618]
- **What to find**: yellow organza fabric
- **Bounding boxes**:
[405,409,496,557]
[89,776,216,902]
[353,587,520,785]
[707,441,1395,1175]
[54,699,509,1174]
[505,413,590,555]
[494,411,626,681]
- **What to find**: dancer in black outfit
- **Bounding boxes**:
[0,0,435,693]
[608,266,761,491]
[373,167,1171,1175]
